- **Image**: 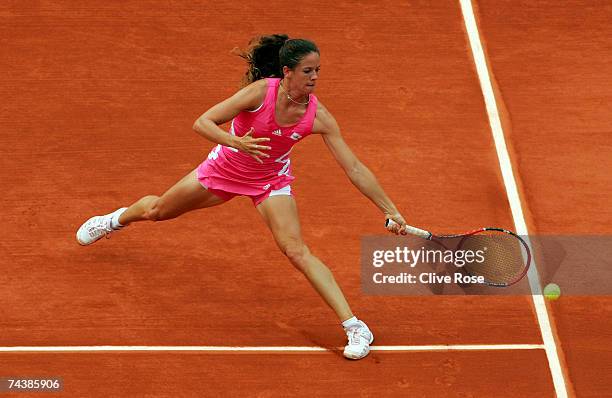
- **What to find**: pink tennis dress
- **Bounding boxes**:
[196,78,318,206]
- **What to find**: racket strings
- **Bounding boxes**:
[459,231,527,284]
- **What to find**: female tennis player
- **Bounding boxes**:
[76,34,409,360]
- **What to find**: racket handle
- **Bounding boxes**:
[385,219,432,240]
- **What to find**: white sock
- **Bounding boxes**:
[110,207,128,229]
[342,316,360,329]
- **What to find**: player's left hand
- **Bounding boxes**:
[385,213,408,235]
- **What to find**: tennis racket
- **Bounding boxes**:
[385,219,531,287]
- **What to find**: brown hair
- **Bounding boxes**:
[237,34,319,86]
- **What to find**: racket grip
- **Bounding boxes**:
[385,219,432,240]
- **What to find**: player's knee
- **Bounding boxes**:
[142,196,168,222]
[282,241,311,273]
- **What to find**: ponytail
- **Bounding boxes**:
[237,34,289,86]
[237,34,319,86]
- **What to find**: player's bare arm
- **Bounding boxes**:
[192,79,271,163]
[313,102,407,234]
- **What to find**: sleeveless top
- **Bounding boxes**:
[197,78,318,196]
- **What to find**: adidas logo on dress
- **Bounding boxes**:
[272,129,282,136]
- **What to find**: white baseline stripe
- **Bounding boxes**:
[0,344,544,353]
[458,1,568,397]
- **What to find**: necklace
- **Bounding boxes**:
[279,80,310,105]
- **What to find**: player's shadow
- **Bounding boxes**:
[299,329,345,359]
[275,321,344,359]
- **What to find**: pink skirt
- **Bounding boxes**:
[196,150,294,206]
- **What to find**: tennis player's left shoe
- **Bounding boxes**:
[76,208,126,246]
[343,320,374,360]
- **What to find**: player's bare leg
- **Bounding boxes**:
[256,195,374,359]
[257,194,353,320]
[76,169,226,245]
[119,169,226,225]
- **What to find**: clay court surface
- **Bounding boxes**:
[1,1,610,396]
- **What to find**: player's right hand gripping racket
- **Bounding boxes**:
[385,219,531,287]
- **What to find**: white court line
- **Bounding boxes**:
[458,0,568,397]
[0,344,544,353]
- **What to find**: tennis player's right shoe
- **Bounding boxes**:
[76,208,126,246]
[343,320,374,360]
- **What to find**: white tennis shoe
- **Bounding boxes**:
[343,320,374,360]
[76,208,126,246]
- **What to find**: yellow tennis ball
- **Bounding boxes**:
[543,283,561,300]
